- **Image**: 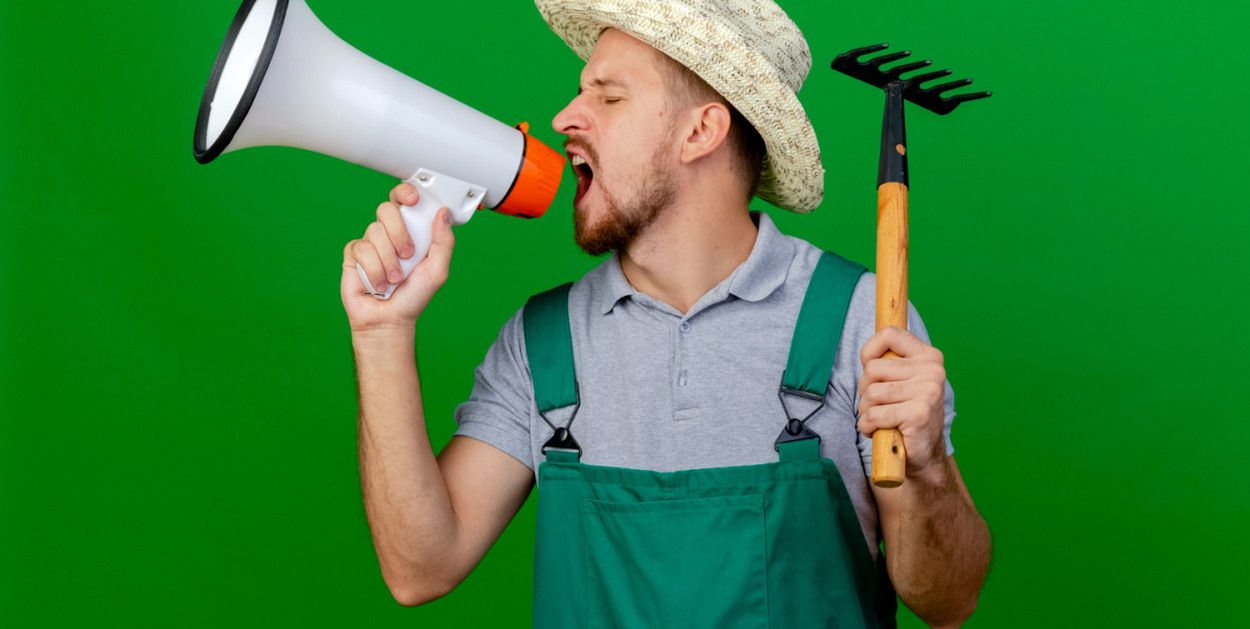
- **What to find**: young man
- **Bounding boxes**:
[342,1,989,626]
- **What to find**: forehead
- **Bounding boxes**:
[580,28,667,88]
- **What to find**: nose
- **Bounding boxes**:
[552,94,588,136]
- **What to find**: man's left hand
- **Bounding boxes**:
[856,326,949,485]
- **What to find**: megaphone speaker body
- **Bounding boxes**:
[194,0,564,299]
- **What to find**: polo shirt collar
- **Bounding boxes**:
[726,211,794,303]
[598,252,636,315]
[596,211,794,315]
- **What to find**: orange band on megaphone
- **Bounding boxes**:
[495,127,565,218]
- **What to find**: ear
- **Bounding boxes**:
[677,102,732,165]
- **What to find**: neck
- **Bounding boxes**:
[619,191,757,315]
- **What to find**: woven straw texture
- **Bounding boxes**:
[535,0,823,213]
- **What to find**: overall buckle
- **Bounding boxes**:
[774,384,825,451]
[540,395,582,456]
[541,425,582,455]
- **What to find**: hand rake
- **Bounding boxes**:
[831,43,990,488]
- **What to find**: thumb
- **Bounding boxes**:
[422,207,456,277]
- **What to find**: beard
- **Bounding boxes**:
[572,133,677,256]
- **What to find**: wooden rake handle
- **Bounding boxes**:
[871,180,908,488]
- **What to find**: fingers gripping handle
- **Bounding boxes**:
[359,196,439,300]
[356,168,484,299]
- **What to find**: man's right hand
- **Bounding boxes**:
[341,183,456,332]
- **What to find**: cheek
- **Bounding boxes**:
[606,132,660,173]
[597,111,669,180]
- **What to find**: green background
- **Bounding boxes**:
[2,0,1246,626]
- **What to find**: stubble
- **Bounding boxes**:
[573,127,678,256]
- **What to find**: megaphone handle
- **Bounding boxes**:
[356,169,483,299]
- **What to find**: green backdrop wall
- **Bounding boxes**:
[2,0,1246,626]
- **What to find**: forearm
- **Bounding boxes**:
[884,459,991,627]
[353,327,461,600]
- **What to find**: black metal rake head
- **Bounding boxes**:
[831,43,991,115]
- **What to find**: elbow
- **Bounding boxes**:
[382,557,462,607]
[956,594,981,626]
[374,541,466,607]
[894,553,988,628]
[924,594,980,629]
[375,538,470,606]
[387,574,455,607]
[908,561,989,627]
[899,586,979,629]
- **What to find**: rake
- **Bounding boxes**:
[832,43,990,488]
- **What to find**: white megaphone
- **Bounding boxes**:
[193,0,565,299]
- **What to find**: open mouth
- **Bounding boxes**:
[571,154,594,204]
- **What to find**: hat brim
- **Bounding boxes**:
[536,0,823,213]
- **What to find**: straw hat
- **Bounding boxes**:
[534,0,823,213]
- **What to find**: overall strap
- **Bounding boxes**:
[523,282,582,456]
[524,283,578,413]
[776,251,867,454]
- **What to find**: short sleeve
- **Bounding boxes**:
[834,273,957,477]
[452,308,536,471]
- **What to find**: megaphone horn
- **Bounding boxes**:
[193,0,565,299]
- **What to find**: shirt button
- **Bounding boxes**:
[679,321,691,333]
[679,370,689,386]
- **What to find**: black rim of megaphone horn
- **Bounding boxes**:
[193,0,290,164]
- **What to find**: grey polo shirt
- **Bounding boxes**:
[453,211,956,553]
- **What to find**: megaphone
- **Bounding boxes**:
[193,0,565,299]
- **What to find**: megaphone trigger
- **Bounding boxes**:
[357,168,484,300]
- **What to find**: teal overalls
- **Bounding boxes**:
[524,251,896,628]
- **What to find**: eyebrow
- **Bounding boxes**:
[578,77,628,95]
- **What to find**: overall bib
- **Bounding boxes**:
[525,252,896,628]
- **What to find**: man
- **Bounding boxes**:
[342,1,990,626]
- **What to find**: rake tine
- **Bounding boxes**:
[865,50,912,68]
[922,77,974,94]
[884,59,933,79]
[836,42,890,63]
[945,91,992,104]
[903,69,952,87]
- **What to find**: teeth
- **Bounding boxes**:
[571,155,586,167]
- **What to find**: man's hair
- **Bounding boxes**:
[655,53,767,200]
